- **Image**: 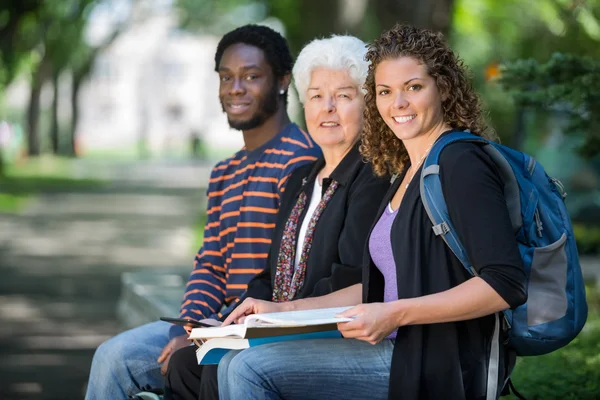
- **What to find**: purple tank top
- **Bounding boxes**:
[369,203,399,339]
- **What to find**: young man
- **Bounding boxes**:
[85,24,321,400]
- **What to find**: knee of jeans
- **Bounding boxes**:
[92,336,130,373]
[217,352,233,382]
[227,351,260,384]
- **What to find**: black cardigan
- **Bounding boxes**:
[224,143,390,311]
[363,141,527,400]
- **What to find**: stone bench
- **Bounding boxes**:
[117,269,189,329]
[116,257,600,330]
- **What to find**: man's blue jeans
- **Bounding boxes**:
[85,321,172,399]
[218,338,394,400]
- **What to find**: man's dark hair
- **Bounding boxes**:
[214,24,293,79]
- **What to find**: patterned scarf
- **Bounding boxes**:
[272,179,339,302]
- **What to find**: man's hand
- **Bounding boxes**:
[336,302,400,344]
[157,334,191,376]
[222,298,286,326]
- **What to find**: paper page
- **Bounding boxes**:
[245,306,354,327]
[189,324,246,339]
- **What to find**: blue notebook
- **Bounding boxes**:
[196,330,342,364]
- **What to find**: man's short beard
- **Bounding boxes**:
[225,83,280,131]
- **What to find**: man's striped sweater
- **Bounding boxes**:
[179,123,321,322]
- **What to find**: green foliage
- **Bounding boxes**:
[507,284,600,399]
[0,1,44,91]
[573,223,600,255]
[451,0,600,146]
[41,0,96,73]
[499,53,600,157]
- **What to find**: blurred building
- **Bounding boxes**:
[79,0,243,158]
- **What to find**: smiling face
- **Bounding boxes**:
[374,56,447,143]
[218,43,280,131]
[303,68,364,151]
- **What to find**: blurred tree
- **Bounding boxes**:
[23,0,96,156]
[15,0,131,157]
[68,20,126,157]
[372,0,454,35]
[0,0,45,159]
[44,0,96,155]
[450,0,600,145]
[18,0,91,156]
[175,0,455,54]
[499,53,600,157]
[0,0,44,90]
[0,0,44,174]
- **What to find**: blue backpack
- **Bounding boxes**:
[420,131,588,356]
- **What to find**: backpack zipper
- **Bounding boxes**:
[527,156,536,176]
[534,208,543,237]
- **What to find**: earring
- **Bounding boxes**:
[279,89,285,95]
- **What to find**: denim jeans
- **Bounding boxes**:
[218,338,394,400]
[85,321,172,400]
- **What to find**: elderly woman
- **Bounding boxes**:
[162,34,390,400]
[220,25,528,400]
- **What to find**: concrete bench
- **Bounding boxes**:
[117,269,189,329]
[116,257,600,330]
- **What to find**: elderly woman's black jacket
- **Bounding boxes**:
[225,142,390,309]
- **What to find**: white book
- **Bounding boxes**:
[190,306,354,365]
[189,306,354,340]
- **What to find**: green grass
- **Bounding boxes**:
[507,284,600,399]
[0,155,107,213]
[0,193,31,213]
[4,155,75,178]
[0,175,104,194]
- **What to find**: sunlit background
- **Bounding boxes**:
[0,0,599,399]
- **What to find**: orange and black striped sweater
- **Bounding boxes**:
[179,123,321,324]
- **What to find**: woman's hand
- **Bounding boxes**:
[336,302,402,344]
[222,298,287,326]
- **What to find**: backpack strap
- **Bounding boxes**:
[419,131,487,276]
[420,131,516,399]
[419,131,523,276]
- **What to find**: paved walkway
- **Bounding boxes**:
[0,161,209,400]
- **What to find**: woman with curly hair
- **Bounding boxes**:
[220,25,527,400]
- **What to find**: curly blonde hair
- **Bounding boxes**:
[360,24,496,177]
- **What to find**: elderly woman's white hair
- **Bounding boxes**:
[292,35,368,103]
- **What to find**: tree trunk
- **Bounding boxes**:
[373,0,455,36]
[27,66,47,156]
[512,108,526,151]
[69,71,82,158]
[27,55,52,157]
[66,21,127,158]
[50,71,60,154]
